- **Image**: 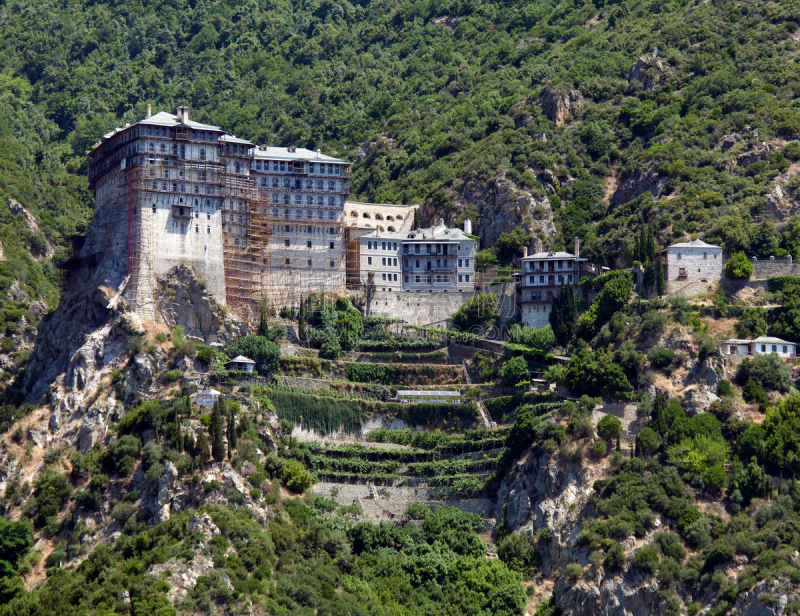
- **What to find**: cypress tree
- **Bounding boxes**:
[616,434,621,452]
[646,224,656,262]
[185,433,196,457]
[195,430,210,460]
[259,303,269,338]
[657,256,665,296]
[549,285,577,348]
[227,406,237,451]
[635,227,644,263]
[210,401,225,462]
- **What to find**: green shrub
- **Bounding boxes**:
[163,369,183,383]
[717,379,734,397]
[591,441,608,457]
[564,563,583,579]
[736,354,793,393]
[725,252,754,279]
[631,548,659,573]
[155,333,167,342]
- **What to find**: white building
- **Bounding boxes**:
[358,219,476,292]
[720,337,797,357]
[227,355,256,372]
[661,239,723,285]
[195,389,221,406]
[517,238,596,328]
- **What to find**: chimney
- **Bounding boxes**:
[316,148,321,158]
[523,247,528,258]
[176,106,189,123]
[146,104,152,118]
[431,225,435,239]
[463,219,472,234]
[574,237,580,258]
[288,144,296,153]
[535,239,543,254]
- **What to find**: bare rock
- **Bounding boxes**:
[630,53,666,90]
[538,87,585,126]
[155,461,179,522]
[611,169,664,206]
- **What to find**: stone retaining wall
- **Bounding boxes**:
[751,261,800,280]
[311,482,495,522]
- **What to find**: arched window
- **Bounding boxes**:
[375,213,383,220]
[387,215,394,221]
[396,215,403,220]
[351,211,358,217]
[388,226,396,232]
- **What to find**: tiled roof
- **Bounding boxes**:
[252,145,347,163]
[669,239,721,249]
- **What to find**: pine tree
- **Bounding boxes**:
[195,430,210,460]
[210,401,225,462]
[657,256,665,296]
[616,434,621,452]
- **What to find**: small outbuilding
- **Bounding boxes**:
[660,239,723,284]
[195,389,221,407]
[226,355,256,373]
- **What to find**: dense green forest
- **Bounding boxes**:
[1,0,800,272]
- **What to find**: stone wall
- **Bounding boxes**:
[344,201,418,233]
[664,280,717,298]
[751,260,800,280]
[666,246,723,283]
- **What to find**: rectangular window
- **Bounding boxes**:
[330,261,335,267]
[404,245,409,254]
[393,242,397,250]
[285,258,291,265]
[540,276,545,284]
[568,275,573,283]
[415,260,420,268]
[382,273,386,281]
[382,242,386,250]
[404,275,409,283]
[329,242,335,249]
[465,259,469,268]
[458,259,463,267]
[195,225,199,233]
[368,257,372,265]
[783,346,788,353]
[465,275,470,282]
[415,245,420,254]
[459,275,463,282]
[772,345,778,352]
[415,275,420,283]
[382,258,386,266]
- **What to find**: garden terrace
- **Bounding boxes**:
[279,357,465,385]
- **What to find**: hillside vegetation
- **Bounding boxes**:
[1,0,800,263]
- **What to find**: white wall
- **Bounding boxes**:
[666,247,722,282]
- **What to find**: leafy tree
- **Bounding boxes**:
[637,427,660,457]
[498,356,529,385]
[575,273,633,341]
[724,252,754,279]
[735,307,768,338]
[597,414,622,443]
[451,293,499,330]
[736,354,793,393]
[495,227,531,264]
[549,285,577,347]
[225,336,280,374]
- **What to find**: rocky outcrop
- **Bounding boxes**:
[554,574,663,616]
[6,197,54,258]
[494,448,597,575]
[446,175,555,247]
[538,87,585,126]
[630,53,666,91]
[611,169,664,206]
[155,265,246,345]
[766,170,800,221]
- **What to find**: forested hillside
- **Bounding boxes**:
[2,0,800,266]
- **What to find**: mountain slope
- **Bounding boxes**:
[1,0,799,256]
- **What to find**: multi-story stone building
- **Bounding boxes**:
[660,239,723,287]
[517,238,596,328]
[87,107,352,320]
[357,220,476,292]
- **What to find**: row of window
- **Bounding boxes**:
[259,178,341,189]
[274,225,338,234]
[142,126,219,143]
[403,244,456,255]
[270,209,339,220]
[270,195,340,205]
[284,239,337,249]
[367,257,399,266]
[284,258,337,267]
[254,160,343,174]
[403,274,471,284]
[382,273,398,281]
[527,260,574,271]
[151,181,216,195]
[527,274,574,285]
[366,241,399,251]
